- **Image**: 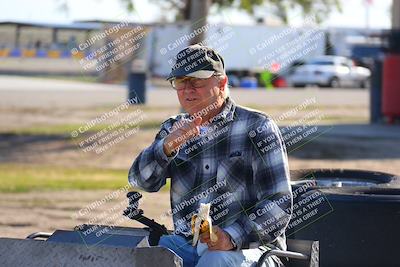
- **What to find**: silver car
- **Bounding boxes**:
[288,56,371,88]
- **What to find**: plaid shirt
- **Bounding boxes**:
[129,97,292,250]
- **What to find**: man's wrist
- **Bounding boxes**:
[223,224,243,251]
[224,231,237,250]
[163,139,177,157]
[229,235,237,250]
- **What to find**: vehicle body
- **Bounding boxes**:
[288,56,371,88]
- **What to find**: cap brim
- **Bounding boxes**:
[186,70,215,79]
[167,70,215,80]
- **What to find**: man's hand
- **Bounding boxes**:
[163,117,202,156]
[199,226,234,251]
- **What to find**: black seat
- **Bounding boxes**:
[256,239,319,267]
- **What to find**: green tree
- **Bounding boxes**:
[120,0,341,24]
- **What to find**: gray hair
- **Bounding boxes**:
[216,74,230,99]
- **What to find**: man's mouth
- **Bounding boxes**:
[186,98,197,102]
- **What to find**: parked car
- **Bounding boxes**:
[288,56,371,88]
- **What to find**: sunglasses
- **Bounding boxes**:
[170,75,221,91]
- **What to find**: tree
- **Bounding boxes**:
[120,0,341,24]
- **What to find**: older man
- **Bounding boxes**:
[128,44,292,267]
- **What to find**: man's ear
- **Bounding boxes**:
[219,75,227,89]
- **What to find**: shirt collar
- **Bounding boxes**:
[216,97,236,122]
[181,97,236,123]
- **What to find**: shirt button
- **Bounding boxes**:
[205,164,209,170]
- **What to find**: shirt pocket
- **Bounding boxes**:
[170,157,198,198]
[216,156,249,193]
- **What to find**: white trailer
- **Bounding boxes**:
[148,23,326,77]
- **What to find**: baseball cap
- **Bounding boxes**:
[167,44,225,80]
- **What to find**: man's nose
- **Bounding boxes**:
[183,80,196,92]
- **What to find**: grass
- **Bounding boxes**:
[0,164,127,192]
[0,114,368,137]
[278,116,369,126]
[0,164,170,193]
[1,124,108,136]
[89,105,180,113]
[246,104,368,112]
[0,121,163,136]
[30,75,99,83]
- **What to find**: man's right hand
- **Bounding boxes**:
[163,117,202,156]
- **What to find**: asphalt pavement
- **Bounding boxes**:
[0,75,369,108]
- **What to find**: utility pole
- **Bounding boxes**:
[364,0,372,31]
[189,0,211,44]
[393,0,400,29]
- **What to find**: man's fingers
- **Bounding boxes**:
[205,227,233,251]
[200,232,210,243]
[213,226,220,235]
[193,117,202,126]
[168,126,195,146]
[165,117,202,153]
[201,231,210,238]
[208,244,219,251]
[176,119,200,138]
[200,237,210,243]
[207,241,223,251]
[188,119,201,136]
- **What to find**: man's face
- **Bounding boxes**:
[174,76,226,117]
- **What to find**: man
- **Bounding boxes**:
[128,44,292,267]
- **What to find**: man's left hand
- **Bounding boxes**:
[199,226,234,251]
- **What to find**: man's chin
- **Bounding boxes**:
[182,106,200,116]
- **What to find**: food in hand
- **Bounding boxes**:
[191,203,218,246]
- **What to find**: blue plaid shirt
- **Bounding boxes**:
[129,97,292,250]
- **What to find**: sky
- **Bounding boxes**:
[0,0,393,29]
